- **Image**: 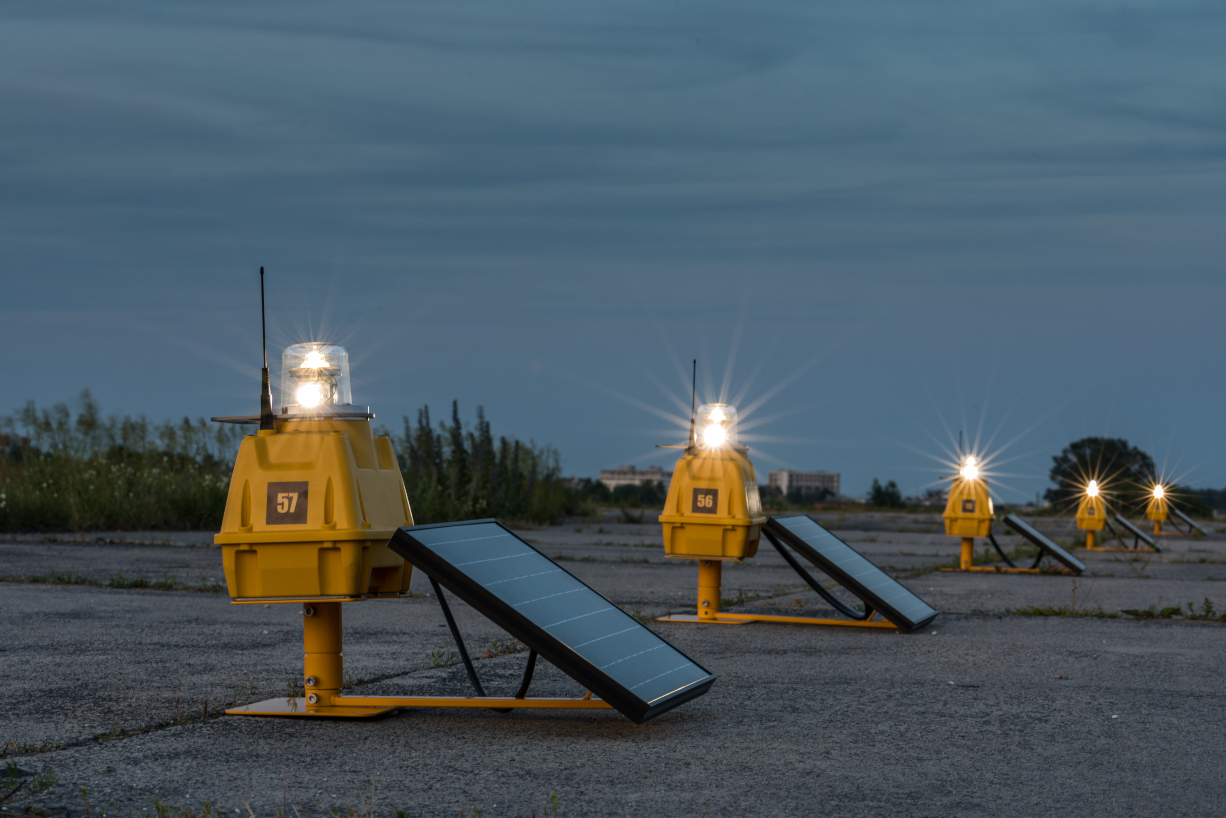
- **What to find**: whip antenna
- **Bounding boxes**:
[259,266,275,431]
[688,359,697,448]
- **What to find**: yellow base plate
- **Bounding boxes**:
[939,566,1053,574]
[226,695,613,719]
[657,613,896,629]
[656,614,749,625]
[226,697,397,718]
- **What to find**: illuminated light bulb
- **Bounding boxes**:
[301,350,329,369]
[1153,485,1165,499]
[703,423,727,448]
[1087,480,1099,498]
[960,457,979,481]
[708,406,726,422]
[297,382,325,407]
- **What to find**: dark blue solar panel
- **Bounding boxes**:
[1003,514,1088,571]
[389,520,715,723]
[1112,515,1158,551]
[1171,507,1207,536]
[765,515,938,632]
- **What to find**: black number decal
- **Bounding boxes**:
[692,488,719,515]
[267,481,309,524]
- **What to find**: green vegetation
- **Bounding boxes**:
[0,571,226,593]
[1121,599,1226,622]
[427,649,457,668]
[0,394,585,532]
[569,478,666,511]
[1,761,58,812]
[385,402,587,525]
[0,391,242,532]
[869,479,904,508]
[1007,604,1118,618]
[1045,436,1213,517]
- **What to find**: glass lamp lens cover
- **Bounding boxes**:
[1087,480,1099,497]
[1153,485,1165,499]
[696,404,737,448]
[280,343,352,410]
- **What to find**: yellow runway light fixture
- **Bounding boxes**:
[1077,480,1110,551]
[941,454,1080,573]
[943,456,996,571]
[212,270,709,723]
[654,362,938,632]
[1146,483,1170,536]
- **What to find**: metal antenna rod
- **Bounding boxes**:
[258,266,275,431]
[260,266,268,369]
[688,359,697,448]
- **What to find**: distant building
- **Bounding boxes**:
[768,470,840,497]
[599,465,672,492]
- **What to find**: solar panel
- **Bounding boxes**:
[762,515,939,633]
[1001,514,1087,573]
[1171,507,1207,536]
[388,519,715,724]
[1113,515,1159,550]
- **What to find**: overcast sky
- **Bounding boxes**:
[3,0,1224,499]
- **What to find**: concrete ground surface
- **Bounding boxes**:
[4,511,1226,817]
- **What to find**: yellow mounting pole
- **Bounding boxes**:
[960,538,974,571]
[697,559,722,621]
[1086,531,1095,550]
[303,602,343,708]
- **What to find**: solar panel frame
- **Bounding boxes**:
[1113,515,1158,550]
[1001,514,1087,572]
[763,514,939,633]
[389,519,716,724]
[1170,507,1207,536]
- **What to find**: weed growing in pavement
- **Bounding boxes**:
[1007,604,1118,618]
[480,638,525,659]
[234,673,258,701]
[0,742,63,759]
[285,678,302,702]
[618,605,653,626]
[0,761,58,812]
[720,588,766,608]
[427,649,457,668]
[617,555,649,564]
[1121,598,1226,622]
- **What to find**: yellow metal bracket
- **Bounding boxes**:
[227,695,612,719]
[225,598,615,720]
[655,558,898,629]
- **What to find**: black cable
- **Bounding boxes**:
[987,531,1018,568]
[430,578,486,698]
[514,650,538,699]
[763,530,872,621]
